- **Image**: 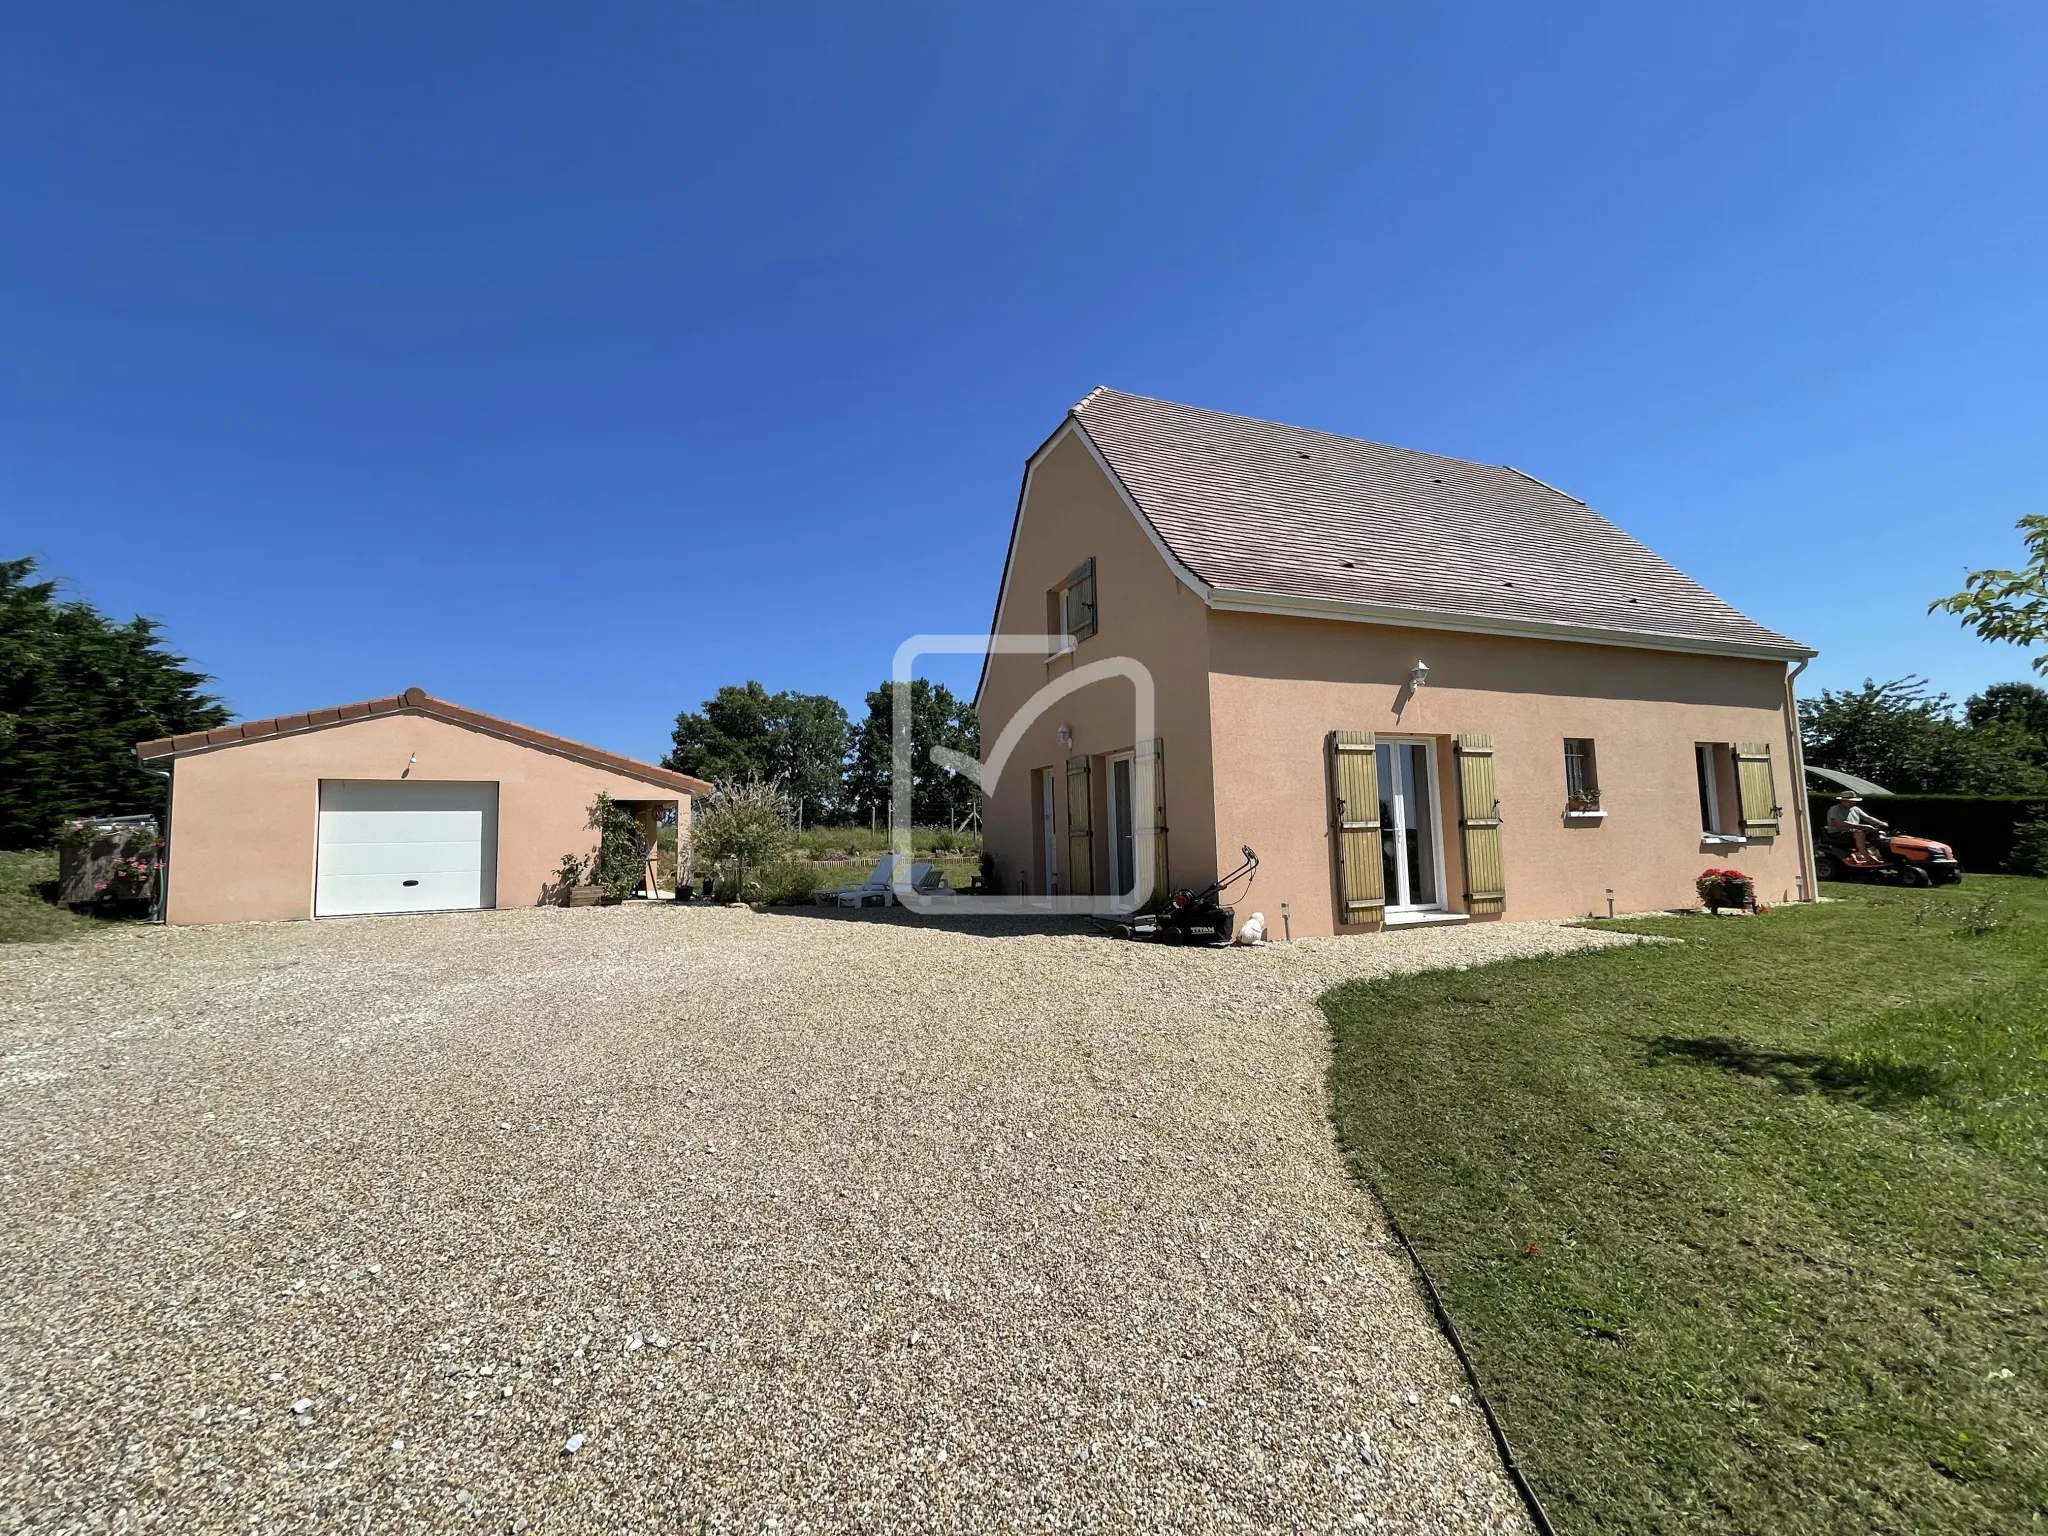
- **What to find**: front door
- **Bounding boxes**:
[1107,751,1137,906]
[1376,741,1444,913]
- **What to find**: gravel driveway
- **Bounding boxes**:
[0,905,1634,1533]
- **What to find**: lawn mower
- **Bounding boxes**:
[1105,845,1259,945]
[1813,824,1961,887]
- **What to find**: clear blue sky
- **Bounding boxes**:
[4,4,2044,762]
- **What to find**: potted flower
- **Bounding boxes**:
[1565,789,1602,814]
[1695,866,1754,913]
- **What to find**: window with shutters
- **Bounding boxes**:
[1047,558,1097,655]
[1563,738,1600,810]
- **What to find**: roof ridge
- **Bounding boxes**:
[1076,386,1506,477]
[1503,465,1584,506]
[134,689,712,794]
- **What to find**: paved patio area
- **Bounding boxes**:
[0,904,1635,1532]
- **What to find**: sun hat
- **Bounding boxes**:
[1837,790,1862,802]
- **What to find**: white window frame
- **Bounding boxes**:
[1104,749,1138,911]
[1696,743,1747,845]
[1378,736,1447,916]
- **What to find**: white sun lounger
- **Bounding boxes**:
[819,854,902,907]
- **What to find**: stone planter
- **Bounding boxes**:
[56,818,160,909]
[1701,879,1754,914]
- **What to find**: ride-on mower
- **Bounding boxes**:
[1814,824,1961,886]
[1106,845,1259,945]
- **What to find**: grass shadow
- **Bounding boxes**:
[1646,1033,1945,1107]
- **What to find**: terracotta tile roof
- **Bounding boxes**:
[1069,388,1812,657]
[135,687,710,796]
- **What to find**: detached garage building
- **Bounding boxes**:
[136,687,709,926]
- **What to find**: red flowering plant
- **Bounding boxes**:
[1696,866,1753,912]
[56,820,162,906]
[96,843,161,901]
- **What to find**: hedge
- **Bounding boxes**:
[1809,793,2048,873]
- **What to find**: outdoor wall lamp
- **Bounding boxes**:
[1410,660,1429,690]
[1058,723,1073,749]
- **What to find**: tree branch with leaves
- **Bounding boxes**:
[1931,514,2048,675]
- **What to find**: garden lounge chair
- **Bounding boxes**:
[907,861,959,907]
[819,854,902,908]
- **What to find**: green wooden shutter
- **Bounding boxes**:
[1454,734,1506,917]
[1066,558,1097,641]
[1734,742,1780,839]
[1136,737,1168,908]
[1065,755,1094,897]
[1325,731,1385,925]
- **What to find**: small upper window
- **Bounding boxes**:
[1049,558,1097,653]
[1563,738,1599,808]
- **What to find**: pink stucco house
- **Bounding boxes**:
[975,389,1817,934]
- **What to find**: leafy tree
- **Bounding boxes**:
[847,678,980,828]
[1932,513,2048,674]
[1965,681,2048,755]
[693,778,795,899]
[1800,676,2048,795]
[665,682,851,822]
[0,557,229,850]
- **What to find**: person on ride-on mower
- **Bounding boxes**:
[1828,791,1889,861]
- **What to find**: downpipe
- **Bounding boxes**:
[1784,658,1816,903]
[140,762,171,924]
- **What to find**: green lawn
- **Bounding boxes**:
[789,824,981,860]
[1323,878,2048,1536]
[0,848,107,943]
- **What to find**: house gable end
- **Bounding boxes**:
[975,414,1211,708]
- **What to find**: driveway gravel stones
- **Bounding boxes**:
[0,905,1636,1533]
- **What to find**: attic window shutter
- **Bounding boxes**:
[1065,559,1097,643]
[1733,742,1780,839]
[1136,738,1167,908]
[1454,735,1506,917]
[1065,755,1094,897]
[1325,731,1384,925]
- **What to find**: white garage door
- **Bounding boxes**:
[315,781,499,918]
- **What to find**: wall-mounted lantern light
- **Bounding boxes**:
[1058,723,1073,750]
[1410,660,1429,691]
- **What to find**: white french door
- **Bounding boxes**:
[1376,740,1445,913]
[1106,750,1138,908]
[1041,770,1058,895]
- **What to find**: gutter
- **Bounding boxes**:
[1206,585,1816,664]
[1783,658,1817,901]
[139,761,172,925]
